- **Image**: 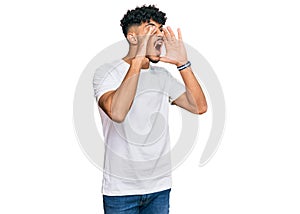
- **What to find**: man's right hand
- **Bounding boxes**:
[135,25,157,58]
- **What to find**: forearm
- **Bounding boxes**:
[179,66,207,113]
[109,58,144,122]
[99,58,144,122]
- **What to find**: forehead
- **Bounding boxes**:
[127,20,163,34]
[142,20,163,28]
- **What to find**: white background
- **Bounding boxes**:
[1,0,300,213]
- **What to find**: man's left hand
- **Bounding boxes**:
[160,27,188,67]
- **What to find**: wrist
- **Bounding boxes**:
[176,60,189,67]
[177,61,191,71]
[132,57,149,69]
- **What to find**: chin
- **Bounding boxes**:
[147,55,160,64]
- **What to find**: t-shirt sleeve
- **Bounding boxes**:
[166,70,186,103]
[93,64,119,102]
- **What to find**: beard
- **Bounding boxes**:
[146,47,162,63]
[147,55,160,63]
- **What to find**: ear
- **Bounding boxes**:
[127,32,138,45]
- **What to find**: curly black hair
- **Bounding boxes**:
[120,5,167,37]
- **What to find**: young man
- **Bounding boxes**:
[93,5,207,214]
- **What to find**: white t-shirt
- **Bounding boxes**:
[93,59,185,196]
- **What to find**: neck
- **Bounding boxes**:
[123,45,150,69]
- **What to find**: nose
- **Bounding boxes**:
[156,28,164,37]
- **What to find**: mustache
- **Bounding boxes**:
[155,37,164,43]
[154,37,164,48]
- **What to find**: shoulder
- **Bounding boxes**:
[94,60,126,80]
[149,65,179,84]
[150,65,172,77]
[95,60,124,74]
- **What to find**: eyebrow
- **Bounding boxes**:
[146,22,163,29]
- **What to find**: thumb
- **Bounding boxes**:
[159,56,176,64]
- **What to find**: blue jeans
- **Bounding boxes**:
[103,189,171,214]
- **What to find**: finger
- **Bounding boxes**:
[163,28,171,41]
[150,26,157,34]
[145,25,156,35]
[167,26,176,39]
[177,28,183,40]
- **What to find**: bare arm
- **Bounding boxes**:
[160,27,207,114]
[98,26,156,123]
[98,58,144,122]
[172,66,207,114]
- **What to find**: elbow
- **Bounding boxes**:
[98,94,128,123]
[196,104,208,115]
[111,117,125,123]
[110,111,127,123]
